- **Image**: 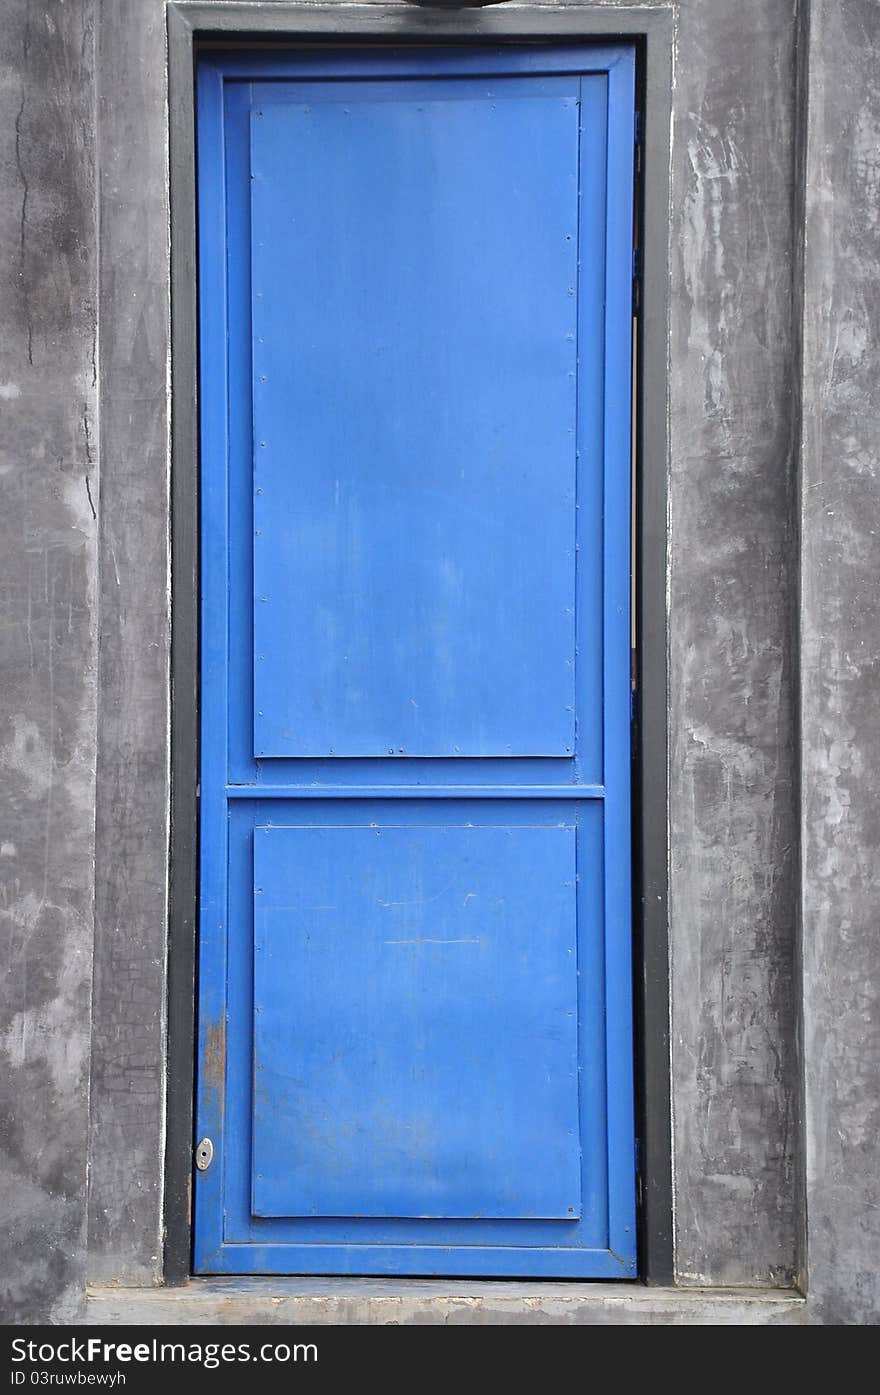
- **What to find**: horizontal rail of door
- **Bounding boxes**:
[208,45,636,81]
[225,784,607,799]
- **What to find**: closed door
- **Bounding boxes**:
[194,42,637,1278]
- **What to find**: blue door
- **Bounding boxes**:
[195,43,637,1278]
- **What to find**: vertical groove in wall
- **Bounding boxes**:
[632,17,675,1285]
[83,0,102,1289]
[789,0,811,1296]
[165,3,200,1285]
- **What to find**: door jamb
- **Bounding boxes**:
[165,0,673,1286]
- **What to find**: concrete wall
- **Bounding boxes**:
[800,0,880,1326]
[87,0,172,1289]
[667,0,800,1286]
[0,0,97,1322]
[0,0,877,1324]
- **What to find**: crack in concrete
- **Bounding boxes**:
[14,1,33,367]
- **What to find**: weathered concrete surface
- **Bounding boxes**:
[667,0,800,1285]
[8,0,879,1323]
[0,0,97,1323]
[87,0,172,1284]
[86,1279,807,1326]
[799,0,880,1325]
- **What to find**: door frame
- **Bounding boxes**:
[165,0,673,1285]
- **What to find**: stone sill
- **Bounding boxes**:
[87,1279,807,1325]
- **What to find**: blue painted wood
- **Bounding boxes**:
[216,45,632,82]
[602,55,639,1266]
[226,783,605,799]
[253,824,580,1220]
[193,60,230,1247]
[194,44,637,1279]
[251,82,579,757]
[223,800,607,1257]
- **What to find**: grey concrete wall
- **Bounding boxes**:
[667,0,800,1286]
[86,0,171,1288]
[0,0,97,1323]
[1,0,878,1325]
[799,0,880,1326]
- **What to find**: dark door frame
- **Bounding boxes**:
[165,0,673,1286]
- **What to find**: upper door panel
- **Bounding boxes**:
[251,80,580,758]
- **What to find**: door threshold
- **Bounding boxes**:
[86,1279,806,1325]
